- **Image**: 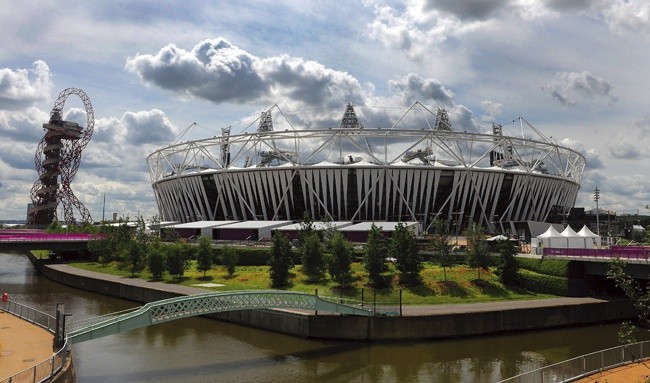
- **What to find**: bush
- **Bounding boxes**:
[518,270,569,295]
[227,247,271,266]
[221,245,238,277]
[518,258,570,278]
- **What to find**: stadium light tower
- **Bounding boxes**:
[593,186,600,236]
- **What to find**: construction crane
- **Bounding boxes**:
[28,88,95,226]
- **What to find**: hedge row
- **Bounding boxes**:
[517,257,570,278]
[518,270,569,296]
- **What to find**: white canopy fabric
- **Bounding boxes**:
[560,226,583,248]
[537,225,564,248]
[577,225,601,248]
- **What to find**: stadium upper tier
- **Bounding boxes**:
[147,103,585,232]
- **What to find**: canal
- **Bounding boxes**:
[0,252,641,382]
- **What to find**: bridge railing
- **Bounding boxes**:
[0,300,69,383]
[498,340,650,383]
[543,247,650,261]
[0,233,99,242]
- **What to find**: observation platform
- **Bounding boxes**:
[0,310,54,380]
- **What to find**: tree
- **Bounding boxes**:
[166,242,190,280]
[147,245,166,280]
[431,219,455,281]
[390,223,422,285]
[127,242,146,276]
[268,231,293,288]
[496,239,519,286]
[607,258,650,343]
[364,224,389,287]
[465,225,490,279]
[195,235,214,277]
[300,231,327,282]
[327,232,354,287]
[221,245,238,277]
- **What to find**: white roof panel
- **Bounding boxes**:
[217,220,293,229]
[167,220,239,229]
[338,221,417,232]
[276,221,353,231]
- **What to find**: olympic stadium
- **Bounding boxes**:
[146,103,586,234]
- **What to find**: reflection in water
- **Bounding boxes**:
[1,252,642,383]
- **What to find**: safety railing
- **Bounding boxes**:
[0,300,69,383]
[543,247,650,261]
[499,340,650,382]
[0,233,98,242]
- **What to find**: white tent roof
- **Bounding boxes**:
[538,225,562,238]
[577,225,599,237]
[560,226,579,237]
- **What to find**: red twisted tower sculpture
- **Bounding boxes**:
[28,88,95,226]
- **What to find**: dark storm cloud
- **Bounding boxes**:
[0,61,51,111]
[423,0,513,20]
[389,73,454,106]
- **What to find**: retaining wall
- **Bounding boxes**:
[30,254,638,341]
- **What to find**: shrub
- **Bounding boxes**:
[221,245,238,277]
[518,258,570,278]
[518,270,568,295]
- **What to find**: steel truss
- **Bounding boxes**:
[147,103,586,231]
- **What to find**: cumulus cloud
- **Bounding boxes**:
[388,73,454,105]
[559,138,604,171]
[542,71,617,107]
[122,109,176,145]
[364,0,491,60]
[126,38,369,110]
[601,0,650,36]
[607,139,643,160]
[0,61,51,110]
[423,0,513,20]
[481,99,503,120]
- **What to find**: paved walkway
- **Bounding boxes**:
[573,360,650,383]
[45,262,614,317]
[0,310,54,380]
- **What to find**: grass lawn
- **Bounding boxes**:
[69,260,556,305]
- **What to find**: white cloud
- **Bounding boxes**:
[0,61,51,110]
[607,139,643,160]
[542,71,617,107]
[389,73,454,105]
[601,0,650,36]
[481,99,503,120]
[126,38,370,110]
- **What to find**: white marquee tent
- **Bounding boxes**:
[531,224,602,253]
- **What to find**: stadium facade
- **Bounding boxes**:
[147,103,585,234]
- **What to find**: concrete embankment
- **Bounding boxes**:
[29,253,638,341]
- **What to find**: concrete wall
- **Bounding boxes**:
[30,253,638,341]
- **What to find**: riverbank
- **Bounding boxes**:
[29,253,637,341]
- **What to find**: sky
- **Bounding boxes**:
[1,0,649,222]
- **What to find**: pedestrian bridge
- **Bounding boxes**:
[67,290,373,343]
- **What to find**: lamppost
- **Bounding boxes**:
[593,187,600,236]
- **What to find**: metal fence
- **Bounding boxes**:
[499,340,650,382]
[0,300,69,383]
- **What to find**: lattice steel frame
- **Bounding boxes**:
[147,103,586,231]
[28,88,95,225]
